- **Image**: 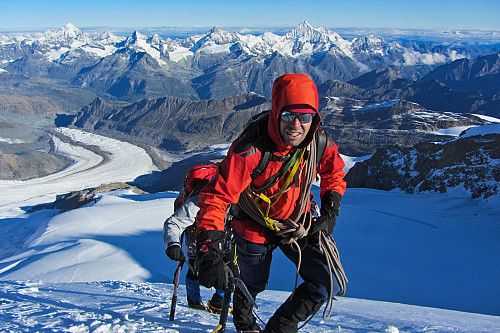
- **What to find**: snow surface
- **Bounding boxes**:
[433,126,474,136]
[1,280,498,333]
[458,123,500,138]
[340,154,372,173]
[474,114,500,123]
[0,128,499,332]
[433,115,500,137]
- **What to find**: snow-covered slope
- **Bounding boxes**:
[1,280,498,332]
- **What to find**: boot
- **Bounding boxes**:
[207,292,223,314]
[233,287,261,332]
[187,295,206,310]
[237,323,262,333]
[264,285,323,333]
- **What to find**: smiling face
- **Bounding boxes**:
[270,74,321,149]
[279,114,313,147]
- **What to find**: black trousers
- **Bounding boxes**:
[233,231,340,303]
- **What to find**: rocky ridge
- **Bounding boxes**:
[67,93,491,156]
[68,93,270,152]
[28,182,146,213]
[345,125,500,199]
[318,66,500,118]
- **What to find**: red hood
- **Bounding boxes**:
[269,74,321,151]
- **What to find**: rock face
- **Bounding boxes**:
[422,52,500,95]
[71,93,271,152]
[318,68,500,118]
[319,97,489,156]
[0,73,97,115]
[0,150,68,180]
[68,93,490,156]
[345,126,500,199]
[0,122,69,180]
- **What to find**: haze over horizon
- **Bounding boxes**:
[1,0,499,31]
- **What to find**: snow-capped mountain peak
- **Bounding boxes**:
[351,35,388,52]
[124,30,149,46]
[0,22,494,97]
[59,23,83,38]
[40,23,86,44]
[0,22,478,68]
[202,26,240,45]
[286,20,323,40]
[94,30,124,45]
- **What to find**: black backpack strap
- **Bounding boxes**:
[315,129,328,166]
[189,181,209,197]
[251,150,272,179]
[250,116,276,180]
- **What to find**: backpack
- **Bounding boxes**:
[173,164,218,211]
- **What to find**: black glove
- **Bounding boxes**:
[196,230,230,290]
[166,242,186,262]
[309,190,342,236]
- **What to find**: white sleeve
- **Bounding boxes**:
[162,195,200,249]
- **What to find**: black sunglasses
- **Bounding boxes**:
[281,111,314,124]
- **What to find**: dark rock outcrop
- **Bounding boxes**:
[28,182,147,213]
[345,126,500,199]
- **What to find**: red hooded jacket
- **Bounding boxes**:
[196,74,346,243]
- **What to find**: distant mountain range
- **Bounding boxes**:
[1,21,499,108]
[319,56,500,117]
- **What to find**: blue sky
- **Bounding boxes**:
[1,0,499,30]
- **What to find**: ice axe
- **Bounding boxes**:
[169,260,184,321]
[212,276,258,333]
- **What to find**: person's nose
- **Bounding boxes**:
[293,117,301,128]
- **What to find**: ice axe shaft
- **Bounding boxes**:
[169,260,184,321]
[212,278,234,333]
[233,277,258,309]
[212,277,257,333]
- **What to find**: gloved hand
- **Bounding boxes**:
[196,230,230,290]
[309,190,342,236]
[166,242,186,262]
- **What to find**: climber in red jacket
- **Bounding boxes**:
[196,73,347,333]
